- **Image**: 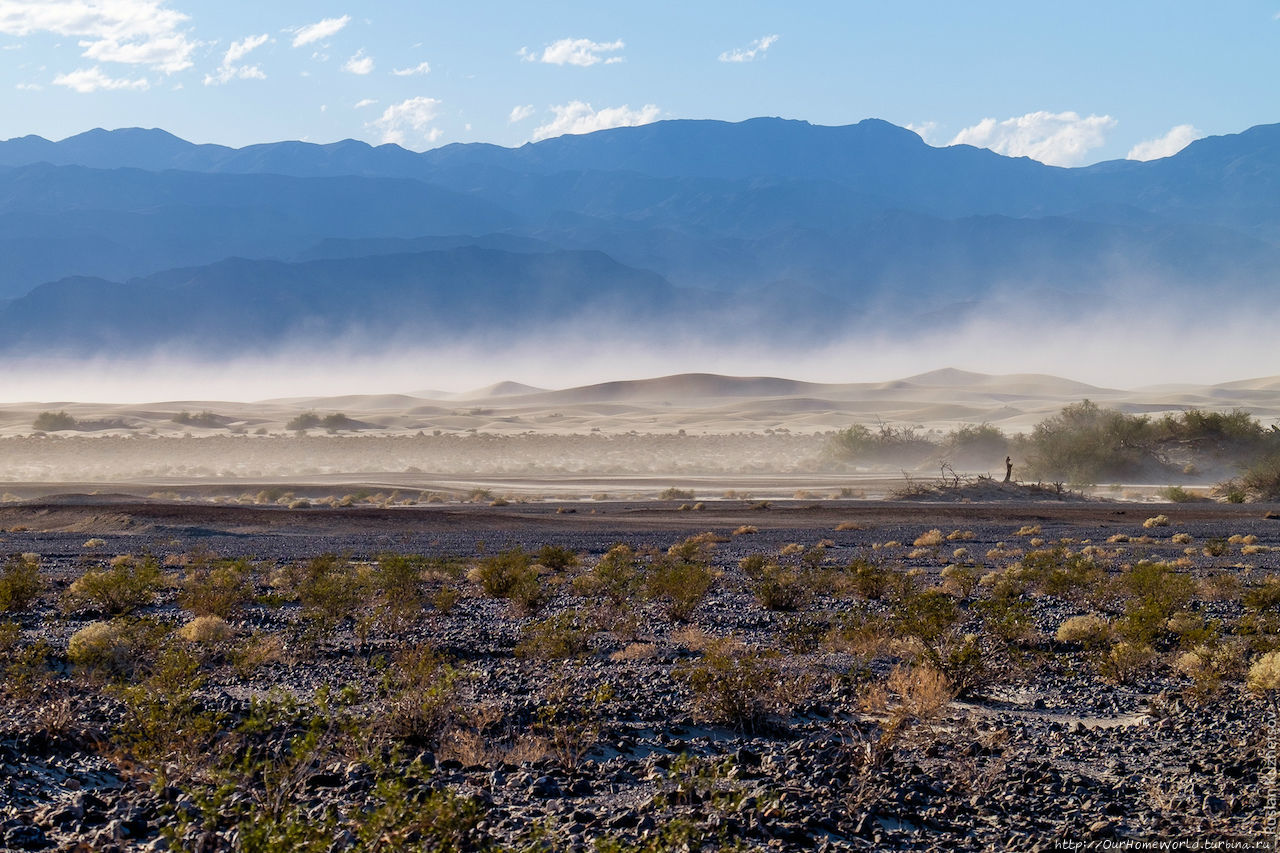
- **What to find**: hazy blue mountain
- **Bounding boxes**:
[0,117,1277,355]
[0,248,855,354]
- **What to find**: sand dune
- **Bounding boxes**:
[1,369,1278,445]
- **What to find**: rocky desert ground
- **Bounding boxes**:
[0,492,1278,851]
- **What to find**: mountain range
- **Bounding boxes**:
[0,117,1277,354]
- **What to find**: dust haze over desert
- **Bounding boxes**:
[9,6,1280,851]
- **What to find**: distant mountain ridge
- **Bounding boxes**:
[0,117,1277,354]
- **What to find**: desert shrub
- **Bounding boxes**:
[67,620,143,677]
[1214,479,1249,503]
[750,564,810,612]
[285,412,321,431]
[667,532,721,564]
[178,557,255,617]
[1018,547,1105,600]
[1245,575,1280,613]
[659,487,695,501]
[733,525,758,536]
[830,422,935,465]
[172,410,225,428]
[1055,614,1113,648]
[536,545,580,571]
[843,557,896,600]
[288,554,367,628]
[469,548,544,614]
[516,610,593,660]
[1248,651,1280,694]
[940,565,978,599]
[646,558,716,621]
[33,410,78,431]
[65,556,164,615]
[371,553,426,619]
[675,639,804,733]
[1203,537,1229,557]
[577,545,643,607]
[886,663,955,720]
[178,615,235,645]
[379,644,465,745]
[115,644,219,766]
[1101,642,1156,684]
[1114,561,1195,645]
[940,423,1009,467]
[431,586,461,615]
[1023,400,1162,483]
[1241,453,1280,501]
[1161,486,1200,503]
[533,673,615,769]
[0,553,42,613]
[913,529,945,548]
[1143,514,1171,529]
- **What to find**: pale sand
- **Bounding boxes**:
[0,370,1276,494]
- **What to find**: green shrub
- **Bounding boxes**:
[290,554,367,628]
[0,553,42,613]
[1023,400,1161,483]
[516,610,593,660]
[536,545,580,571]
[33,410,78,431]
[285,412,321,431]
[576,545,642,606]
[1242,453,1280,501]
[469,548,544,614]
[843,557,895,600]
[750,564,810,612]
[178,558,255,617]
[659,488,696,501]
[371,553,426,619]
[830,422,935,465]
[675,639,803,733]
[646,558,715,621]
[65,556,164,615]
[379,644,464,745]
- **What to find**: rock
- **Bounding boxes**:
[3,824,49,850]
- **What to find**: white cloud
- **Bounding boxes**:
[1126,124,1203,161]
[343,48,373,74]
[949,110,1116,166]
[203,33,268,86]
[53,66,149,93]
[508,104,535,123]
[15,82,43,90]
[718,34,778,63]
[531,101,660,141]
[0,0,195,73]
[519,37,624,67]
[354,97,377,109]
[392,60,430,76]
[905,121,939,144]
[290,15,350,48]
[369,95,443,149]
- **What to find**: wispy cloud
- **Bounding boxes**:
[531,101,660,141]
[718,34,778,63]
[53,66,150,93]
[204,34,269,86]
[392,61,430,76]
[290,15,350,48]
[369,95,443,149]
[508,104,535,124]
[343,48,373,74]
[354,98,377,109]
[905,121,939,144]
[1126,124,1203,161]
[518,37,624,67]
[949,110,1116,166]
[0,0,195,73]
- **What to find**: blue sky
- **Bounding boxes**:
[0,1,1276,165]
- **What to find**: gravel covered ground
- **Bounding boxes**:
[0,494,1278,851]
